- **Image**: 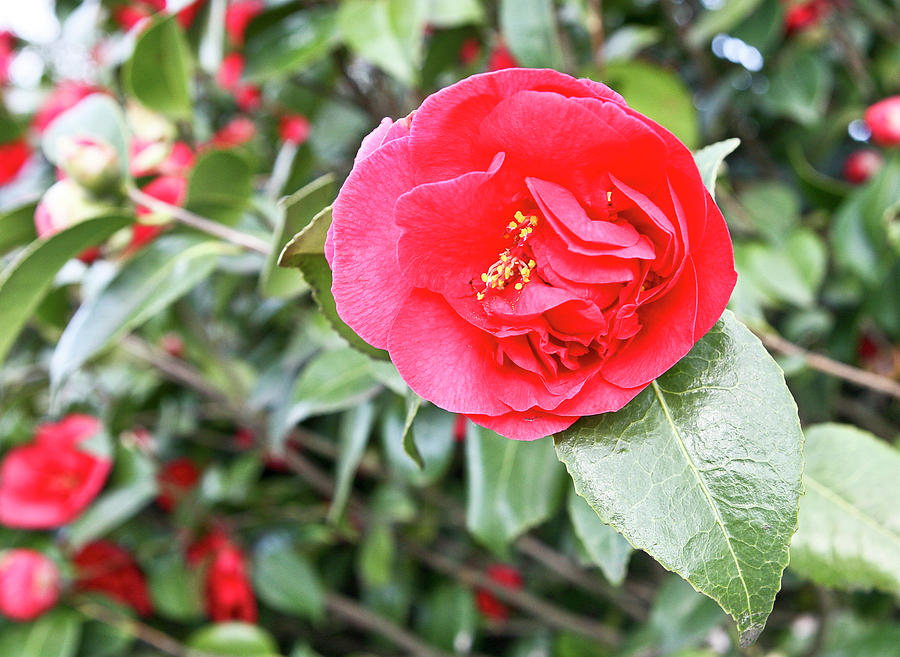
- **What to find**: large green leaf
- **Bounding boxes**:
[0,609,82,657]
[328,402,376,523]
[0,215,132,365]
[567,488,633,586]
[337,0,427,85]
[244,6,339,81]
[260,175,334,298]
[499,0,564,70]
[766,49,833,125]
[185,150,254,226]
[0,202,37,255]
[790,423,900,596]
[50,235,232,387]
[466,425,566,555]
[555,311,803,645]
[148,553,206,622]
[122,16,194,119]
[253,538,325,620]
[416,584,478,652]
[187,623,279,657]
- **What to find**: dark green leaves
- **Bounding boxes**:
[790,423,900,596]
[0,609,81,657]
[499,0,564,70]
[556,312,803,645]
[122,16,194,119]
[466,424,566,555]
[244,6,339,81]
[187,623,279,657]
[0,202,37,255]
[0,215,132,365]
[253,538,325,620]
[185,150,254,226]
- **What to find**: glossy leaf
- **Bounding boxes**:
[693,138,740,199]
[185,150,254,226]
[148,554,206,622]
[555,311,804,645]
[187,623,279,657]
[244,6,339,81]
[499,0,564,70]
[50,236,232,387]
[0,609,82,657]
[253,538,325,620]
[0,215,132,365]
[466,425,566,555]
[328,402,376,523]
[401,391,424,469]
[260,175,334,298]
[0,201,37,254]
[122,16,194,119]
[790,423,900,596]
[381,401,455,486]
[567,488,633,586]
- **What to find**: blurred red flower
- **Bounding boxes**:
[156,457,200,512]
[73,540,153,616]
[217,53,261,111]
[476,564,523,622]
[279,114,310,145]
[210,116,256,149]
[0,415,111,529]
[225,0,264,46]
[0,138,30,186]
[0,549,60,621]
[188,529,257,623]
[865,96,900,147]
[843,149,883,184]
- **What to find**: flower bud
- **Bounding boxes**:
[843,149,883,184]
[0,550,60,621]
[57,135,121,193]
[278,114,310,146]
[864,96,900,147]
[127,100,177,143]
[34,179,112,238]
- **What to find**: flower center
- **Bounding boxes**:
[475,211,538,301]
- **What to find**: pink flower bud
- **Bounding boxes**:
[843,149,883,184]
[864,96,900,147]
[0,550,60,621]
[34,179,112,238]
[57,135,121,193]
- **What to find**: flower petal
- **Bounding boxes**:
[465,410,578,441]
[690,192,737,341]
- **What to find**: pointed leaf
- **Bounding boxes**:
[0,609,81,657]
[328,402,376,523]
[790,423,900,596]
[693,138,740,198]
[122,16,194,119]
[567,488,633,586]
[401,391,424,469]
[555,311,803,645]
[0,201,37,255]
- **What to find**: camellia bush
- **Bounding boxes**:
[1,1,899,656]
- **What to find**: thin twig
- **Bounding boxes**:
[756,330,900,400]
[127,186,271,255]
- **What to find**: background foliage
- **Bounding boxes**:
[1,1,899,656]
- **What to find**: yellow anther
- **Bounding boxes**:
[530,216,538,226]
[515,283,523,290]
[519,229,528,239]
[528,259,536,268]
[481,273,489,282]
[508,221,517,230]
[515,211,525,221]
[606,191,613,205]
[500,253,509,262]
[476,292,485,300]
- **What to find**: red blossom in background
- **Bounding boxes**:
[0,138,30,186]
[326,69,736,440]
[459,38,481,66]
[0,550,60,621]
[0,31,15,85]
[279,114,310,145]
[0,415,111,528]
[188,529,257,623]
[156,457,201,512]
[73,541,153,616]
[782,0,831,35]
[476,564,523,622]
[486,43,518,71]
[225,0,264,46]
[129,174,188,252]
[217,53,261,111]
[843,149,883,184]
[210,116,256,148]
[864,96,900,147]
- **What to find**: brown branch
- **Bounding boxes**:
[755,331,900,400]
[127,186,271,255]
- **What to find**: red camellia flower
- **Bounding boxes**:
[864,96,900,147]
[32,81,105,134]
[210,116,256,149]
[487,43,519,72]
[843,149,883,184]
[187,529,257,623]
[0,415,111,528]
[0,138,30,186]
[782,0,831,35]
[73,541,153,616]
[326,69,736,440]
[156,457,200,512]
[279,114,310,145]
[0,549,60,621]
[476,564,523,622]
[217,53,261,111]
[129,174,188,252]
[225,0,264,46]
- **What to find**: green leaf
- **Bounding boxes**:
[790,423,900,596]
[148,554,206,622]
[185,150,254,226]
[0,609,82,657]
[424,0,483,27]
[328,402,376,523]
[279,206,389,359]
[273,348,381,443]
[766,50,833,125]
[0,202,37,255]
[687,0,763,48]
[50,236,231,388]
[65,444,157,547]
[416,584,478,652]
[736,229,825,309]
[41,94,130,178]
[260,175,334,298]
[567,488,632,586]
[401,391,424,469]
[499,0,564,70]
[252,538,324,620]
[187,623,279,657]
[736,181,799,243]
[244,6,339,81]
[555,311,804,645]
[380,401,456,486]
[466,425,566,555]
[601,62,699,149]
[337,0,427,85]
[122,16,194,119]
[0,215,132,365]
[693,138,740,199]
[358,522,396,587]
